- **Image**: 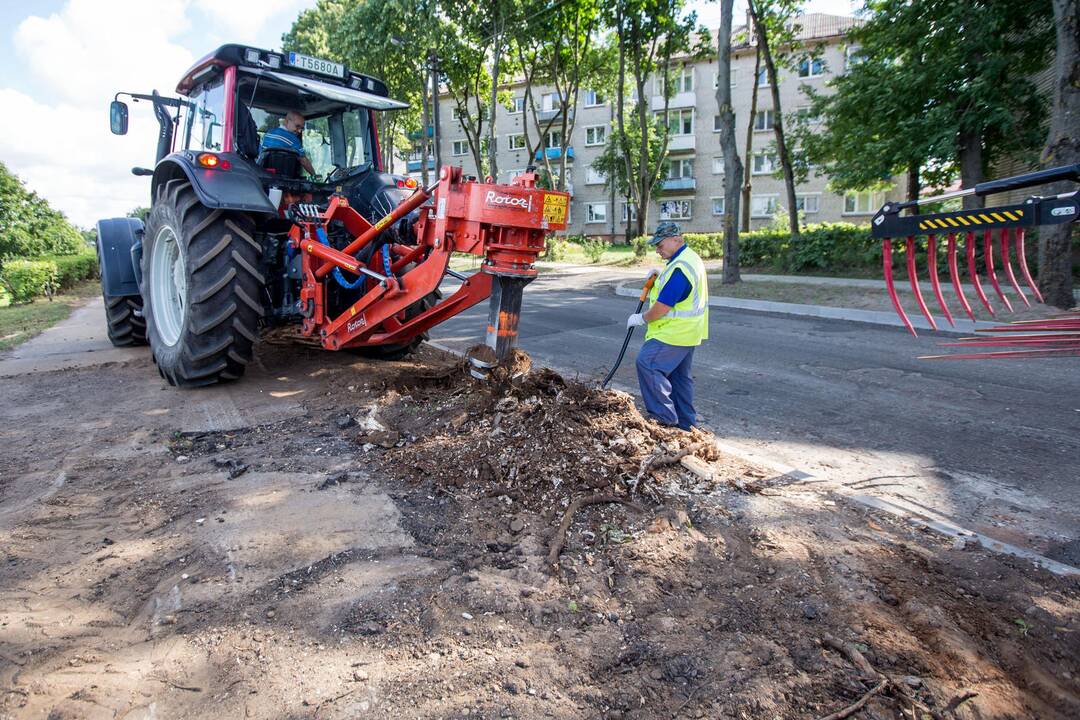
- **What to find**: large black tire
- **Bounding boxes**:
[103,294,147,346]
[349,289,440,361]
[142,179,263,388]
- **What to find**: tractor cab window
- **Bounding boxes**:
[247,105,371,178]
[189,78,226,152]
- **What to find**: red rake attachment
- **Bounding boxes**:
[871,164,1079,358]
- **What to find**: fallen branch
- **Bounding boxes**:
[823,633,878,681]
[150,675,202,692]
[632,442,705,493]
[815,679,888,720]
[547,493,645,569]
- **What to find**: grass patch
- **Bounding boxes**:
[0,279,101,352]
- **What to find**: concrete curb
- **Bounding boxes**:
[614,282,998,334]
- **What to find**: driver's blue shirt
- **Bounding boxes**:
[260,127,306,156]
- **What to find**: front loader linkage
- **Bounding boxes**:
[288,166,568,366]
[870,164,1080,359]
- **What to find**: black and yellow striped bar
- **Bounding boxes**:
[872,193,1077,239]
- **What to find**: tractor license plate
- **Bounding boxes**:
[287,52,345,79]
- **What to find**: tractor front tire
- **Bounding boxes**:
[103,294,147,347]
[142,180,263,388]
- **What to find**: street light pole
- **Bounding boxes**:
[430,50,442,177]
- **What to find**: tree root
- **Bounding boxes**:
[546,493,645,569]
[816,680,888,720]
[819,634,943,720]
[631,442,705,493]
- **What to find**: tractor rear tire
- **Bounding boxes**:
[142,179,263,388]
[103,294,147,346]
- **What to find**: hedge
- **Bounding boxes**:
[40,251,98,289]
[740,222,877,273]
[1,259,58,304]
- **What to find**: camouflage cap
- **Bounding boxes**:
[648,222,682,246]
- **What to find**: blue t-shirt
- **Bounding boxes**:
[260,126,306,156]
[655,244,693,306]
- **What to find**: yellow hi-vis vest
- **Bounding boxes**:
[645,246,709,346]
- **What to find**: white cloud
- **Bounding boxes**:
[194,0,312,46]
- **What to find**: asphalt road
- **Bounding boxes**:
[430,269,1080,563]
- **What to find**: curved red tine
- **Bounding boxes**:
[926,234,955,326]
[906,236,938,330]
[1000,228,1031,307]
[984,229,1013,312]
[966,231,995,316]
[1014,228,1044,303]
[947,233,976,321]
[884,238,917,336]
[919,347,1080,360]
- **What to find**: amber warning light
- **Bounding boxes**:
[197,153,230,170]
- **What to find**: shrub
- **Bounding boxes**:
[739,222,876,273]
[632,236,650,259]
[580,237,608,263]
[542,235,570,262]
[683,232,724,260]
[39,250,99,290]
[0,259,58,304]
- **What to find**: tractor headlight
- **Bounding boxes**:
[267,53,282,69]
[244,48,260,65]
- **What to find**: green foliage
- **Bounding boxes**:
[794,0,1054,195]
[42,251,99,290]
[738,222,879,273]
[542,236,570,262]
[0,259,59,304]
[681,233,724,260]
[580,237,608,263]
[0,161,86,259]
[632,235,650,259]
[127,207,151,222]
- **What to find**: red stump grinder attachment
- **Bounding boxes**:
[870,164,1080,359]
[287,166,569,370]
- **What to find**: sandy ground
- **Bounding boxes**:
[0,306,1078,719]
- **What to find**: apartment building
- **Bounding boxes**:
[411,13,893,239]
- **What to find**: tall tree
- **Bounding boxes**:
[1038,0,1079,308]
[716,0,744,282]
[741,45,761,232]
[748,0,802,240]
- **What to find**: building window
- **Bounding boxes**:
[584,125,606,146]
[507,133,526,151]
[659,199,692,220]
[583,89,605,107]
[757,68,769,87]
[753,110,776,131]
[508,168,528,181]
[795,106,822,126]
[510,97,525,114]
[845,46,866,68]
[712,113,734,133]
[796,194,820,214]
[662,108,694,135]
[712,155,725,175]
[751,194,778,218]
[622,202,637,223]
[585,166,606,185]
[541,92,560,112]
[711,197,726,216]
[843,191,884,215]
[798,57,826,78]
[545,130,562,149]
[752,152,777,175]
[586,203,608,223]
[674,66,693,93]
[665,157,694,180]
[451,139,468,156]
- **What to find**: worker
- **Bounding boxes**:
[260,110,316,176]
[627,222,709,431]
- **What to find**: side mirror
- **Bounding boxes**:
[110,100,129,135]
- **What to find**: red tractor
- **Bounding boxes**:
[97,45,568,386]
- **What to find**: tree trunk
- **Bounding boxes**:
[905,162,920,215]
[488,9,501,181]
[420,71,431,186]
[958,128,984,210]
[1038,0,1079,309]
[750,0,800,240]
[741,46,761,233]
[717,0,744,284]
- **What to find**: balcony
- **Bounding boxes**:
[534,146,574,161]
[537,107,574,123]
[650,91,696,111]
[667,134,696,152]
[406,158,435,172]
[660,177,696,192]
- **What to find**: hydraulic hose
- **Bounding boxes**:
[601,274,657,389]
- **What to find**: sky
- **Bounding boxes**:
[0,0,859,228]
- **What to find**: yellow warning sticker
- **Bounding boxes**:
[542,193,568,224]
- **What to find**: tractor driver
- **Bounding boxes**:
[260,110,316,177]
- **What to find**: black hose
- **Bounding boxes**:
[601,296,646,389]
